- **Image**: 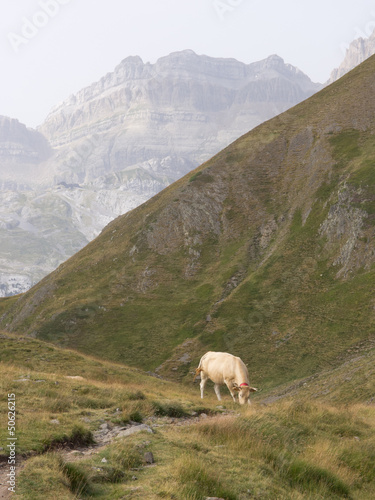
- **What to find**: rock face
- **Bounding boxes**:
[0,116,52,190]
[0,50,321,295]
[328,29,375,83]
[39,51,320,186]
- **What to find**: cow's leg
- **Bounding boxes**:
[200,373,208,399]
[225,380,236,402]
[214,384,222,401]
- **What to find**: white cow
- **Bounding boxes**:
[194,351,257,405]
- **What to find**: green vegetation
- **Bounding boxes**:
[1,332,375,499]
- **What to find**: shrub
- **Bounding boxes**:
[43,425,95,451]
[175,455,236,500]
[107,442,143,470]
[60,461,91,496]
[127,390,146,401]
[152,401,188,418]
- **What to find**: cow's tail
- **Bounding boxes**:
[193,353,209,382]
[193,366,203,383]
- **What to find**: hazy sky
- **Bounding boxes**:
[1,0,375,128]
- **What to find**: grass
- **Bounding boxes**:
[16,402,375,499]
[194,402,375,499]
[1,332,375,498]
[0,332,206,456]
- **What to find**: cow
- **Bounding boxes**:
[194,351,257,405]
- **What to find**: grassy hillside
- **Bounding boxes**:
[1,332,375,499]
[2,56,375,391]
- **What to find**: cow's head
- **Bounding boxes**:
[233,383,257,404]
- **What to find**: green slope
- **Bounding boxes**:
[2,55,375,389]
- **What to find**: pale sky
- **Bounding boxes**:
[1,0,375,128]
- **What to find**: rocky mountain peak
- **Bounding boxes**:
[0,115,52,189]
[112,55,149,81]
[328,28,375,83]
[0,115,50,157]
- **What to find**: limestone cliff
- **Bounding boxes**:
[329,29,375,83]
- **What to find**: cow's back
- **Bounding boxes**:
[200,351,241,384]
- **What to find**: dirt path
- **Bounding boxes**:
[0,460,14,500]
[0,412,218,499]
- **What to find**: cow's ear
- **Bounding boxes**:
[233,384,240,392]
[250,387,258,392]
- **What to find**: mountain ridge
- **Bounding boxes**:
[0,50,321,296]
[329,28,375,83]
[2,54,375,387]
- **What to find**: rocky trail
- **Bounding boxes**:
[0,408,230,499]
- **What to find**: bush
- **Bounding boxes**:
[175,455,236,500]
[152,401,188,418]
[91,465,126,484]
[127,390,146,401]
[107,442,143,470]
[43,425,95,451]
[280,457,350,497]
[60,461,91,496]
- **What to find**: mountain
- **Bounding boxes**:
[2,53,375,389]
[329,28,375,82]
[0,50,321,296]
[39,50,320,181]
[0,115,52,190]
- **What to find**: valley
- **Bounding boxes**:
[1,34,375,500]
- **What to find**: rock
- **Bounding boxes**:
[101,457,107,463]
[49,419,60,425]
[143,452,154,464]
[329,28,375,83]
[116,424,153,438]
[178,352,191,363]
